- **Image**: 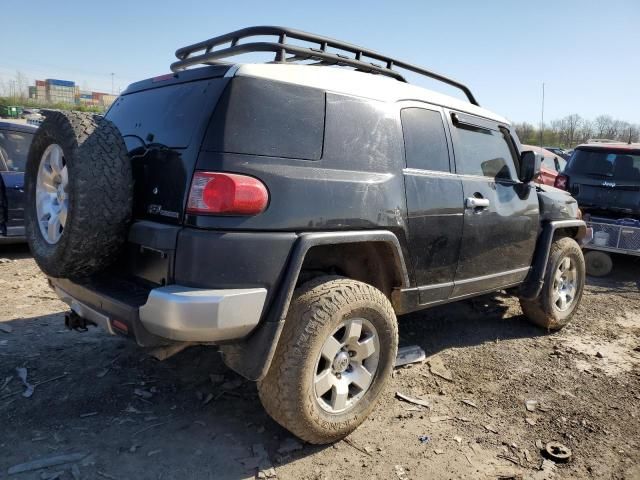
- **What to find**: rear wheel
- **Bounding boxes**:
[258,276,398,444]
[520,237,585,330]
[584,250,613,277]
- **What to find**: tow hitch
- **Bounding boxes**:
[64,310,95,332]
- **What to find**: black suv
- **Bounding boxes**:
[24,27,587,444]
[555,142,640,217]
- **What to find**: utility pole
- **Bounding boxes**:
[540,82,545,149]
[110,73,115,95]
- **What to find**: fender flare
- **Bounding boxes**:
[518,219,587,300]
[220,230,410,381]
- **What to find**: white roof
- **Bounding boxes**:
[234,63,509,125]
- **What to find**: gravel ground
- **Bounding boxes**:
[0,244,638,480]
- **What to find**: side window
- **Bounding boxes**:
[455,124,518,180]
[400,108,450,172]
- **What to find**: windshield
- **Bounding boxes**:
[0,130,33,172]
[568,148,640,181]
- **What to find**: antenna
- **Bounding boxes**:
[539,82,545,149]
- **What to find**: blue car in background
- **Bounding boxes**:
[0,122,38,243]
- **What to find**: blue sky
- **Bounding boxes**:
[1,0,638,123]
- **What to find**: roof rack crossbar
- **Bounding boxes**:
[171,26,479,106]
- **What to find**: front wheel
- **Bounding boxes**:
[258,277,398,444]
[520,237,585,330]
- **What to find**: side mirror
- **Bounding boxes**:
[519,150,541,183]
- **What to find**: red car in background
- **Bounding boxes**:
[522,144,568,186]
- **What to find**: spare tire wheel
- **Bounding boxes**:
[25,110,133,278]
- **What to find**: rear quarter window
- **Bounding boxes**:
[400,108,450,172]
[204,77,325,160]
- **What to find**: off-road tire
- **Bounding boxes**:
[25,110,132,278]
[520,237,585,330]
[258,276,398,444]
[584,250,613,277]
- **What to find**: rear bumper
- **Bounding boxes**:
[52,278,267,345]
[139,285,267,341]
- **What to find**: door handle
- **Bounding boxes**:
[465,197,490,209]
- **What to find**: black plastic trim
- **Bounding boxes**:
[219,230,409,380]
[50,277,169,348]
[518,219,587,300]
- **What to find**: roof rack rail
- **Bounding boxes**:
[171,26,479,106]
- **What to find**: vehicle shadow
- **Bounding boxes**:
[397,293,545,357]
[0,242,31,260]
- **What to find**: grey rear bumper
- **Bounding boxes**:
[139,285,267,342]
[55,282,267,343]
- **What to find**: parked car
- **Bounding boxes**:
[555,142,640,276]
[555,142,640,217]
[522,144,567,186]
[544,146,571,160]
[0,121,37,243]
[23,26,587,444]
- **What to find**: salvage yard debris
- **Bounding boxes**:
[395,345,426,367]
[16,367,34,398]
[395,391,431,409]
[543,442,572,463]
[7,452,89,475]
[428,356,454,381]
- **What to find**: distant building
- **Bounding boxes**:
[46,78,76,104]
[28,78,116,108]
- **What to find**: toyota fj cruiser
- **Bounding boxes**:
[24,26,587,444]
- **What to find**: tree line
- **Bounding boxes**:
[514,114,639,149]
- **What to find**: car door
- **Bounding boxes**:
[0,152,7,233]
[447,111,539,297]
[0,129,30,235]
[400,104,464,304]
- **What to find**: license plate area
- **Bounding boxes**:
[124,243,173,286]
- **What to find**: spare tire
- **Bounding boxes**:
[25,110,133,278]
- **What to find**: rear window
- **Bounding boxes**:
[0,130,33,172]
[567,148,640,181]
[107,79,227,149]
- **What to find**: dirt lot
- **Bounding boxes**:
[1,244,639,480]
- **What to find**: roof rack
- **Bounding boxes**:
[171,26,479,106]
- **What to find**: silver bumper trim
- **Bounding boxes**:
[139,285,267,342]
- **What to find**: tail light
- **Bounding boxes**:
[554,174,568,190]
[187,172,269,216]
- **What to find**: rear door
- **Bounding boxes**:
[105,68,229,224]
[447,111,539,297]
[400,103,464,304]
